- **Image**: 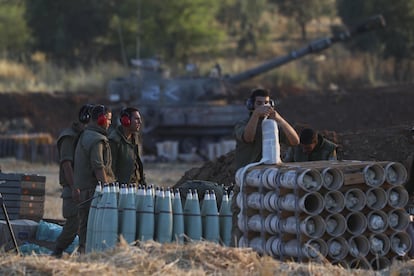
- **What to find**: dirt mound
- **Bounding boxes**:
[0,92,109,137]
[175,84,414,188]
[175,124,414,188]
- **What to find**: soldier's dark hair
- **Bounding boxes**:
[78,104,94,124]
[300,128,318,145]
[249,88,270,100]
[120,107,139,118]
[91,104,111,121]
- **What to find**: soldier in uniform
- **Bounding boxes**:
[74,104,115,253]
[284,127,338,162]
[108,107,146,185]
[233,88,299,169]
[232,88,299,246]
[51,104,94,257]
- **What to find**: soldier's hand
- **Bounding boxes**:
[253,105,274,118]
[72,188,80,203]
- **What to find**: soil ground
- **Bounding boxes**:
[0,84,413,188]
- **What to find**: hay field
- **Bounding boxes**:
[1,158,414,275]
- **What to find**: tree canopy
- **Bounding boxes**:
[0,1,31,58]
[0,0,408,76]
[337,0,414,80]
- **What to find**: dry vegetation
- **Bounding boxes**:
[3,238,404,276]
[2,237,414,275]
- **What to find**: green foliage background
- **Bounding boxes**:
[1,0,414,92]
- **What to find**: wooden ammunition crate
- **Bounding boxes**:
[0,173,46,221]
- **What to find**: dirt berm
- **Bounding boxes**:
[175,84,414,188]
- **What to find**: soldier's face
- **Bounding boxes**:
[104,112,112,130]
[129,111,142,132]
[301,142,316,154]
[254,96,271,109]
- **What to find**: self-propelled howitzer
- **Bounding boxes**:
[107,15,385,158]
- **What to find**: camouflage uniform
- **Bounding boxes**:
[284,133,337,162]
[53,122,82,255]
[108,125,145,185]
[74,125,115,252]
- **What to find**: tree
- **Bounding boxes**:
[272,0,336,40]
[24,0,114,64]
[138,0,225,61]
[216,0,268,56]
[337,0,414,81]
[103,0,227,63]
[0,1,31,58]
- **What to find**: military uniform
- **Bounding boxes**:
[74,125,115,251]
[231,116,288,246]
[108,125,145,185]
[284,133,337,162]
[53,122,82,255]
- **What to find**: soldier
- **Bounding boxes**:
[74,104,115,253]
[284,127,338,162]
[233,88,299,169]
[51,104,93,258]
[108,107,146,185]
[232,88,299,246]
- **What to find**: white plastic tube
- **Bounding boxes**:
[263,191,279,212]
[325,213,347,237]
[344,188,367,211]
[384,161,408,186]
[348,235,370,258]
[324,190,345,213]
[265,237,328,260]
[244,168,265,187]
[279,215,326,238]
[278,169,322,192]
[261,119,281,164]
[363,163,385,187]
[367,210,388,233]
[388,208,410,231]
[369,233,391,256]
[322,167,344,190]
[387,185,409,208]
[261,167,280,189]
[346,212,368,236]
[278,192,325,215]
[390,231,412,256]
[365,187,387,210]
[327,237,348,260]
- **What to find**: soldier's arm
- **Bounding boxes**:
[62,161,74,188]
[242,112,261,143]
[91,142,111,184]
[94,168,108,184]
[276,116,299,146]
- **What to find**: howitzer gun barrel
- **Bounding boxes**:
[226,14,386,84]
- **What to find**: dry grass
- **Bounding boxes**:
[3,238,411,275]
